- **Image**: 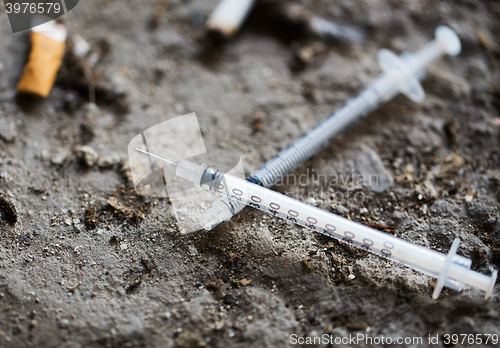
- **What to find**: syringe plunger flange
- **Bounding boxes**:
[377,26,461,104]
[433,238,465,299]
[435,26,461,56]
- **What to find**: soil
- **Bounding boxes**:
[1,0,500,347]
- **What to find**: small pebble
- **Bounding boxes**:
[19,234,31,246]
[239,279,250,286]
[97,155,121,168]
[174,103,185,114]
[58,319,70,328]
[50,151,70,165]
[63,91,81,113]
[188,245,198,256]
[356,148,394,192]
[223,294,235,305]
[305,197,321,206]
[0,117,17,143]
[74,145,98,167]
[73,224,83,233]
[403,163,415,174]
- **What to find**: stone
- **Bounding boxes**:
[58,319,70,328]
[74,145,98,167]
[0,117,17,142]
[19,234,31,246]
[356,148,393,192]
[97,155,121,168]
[50,150,70,165]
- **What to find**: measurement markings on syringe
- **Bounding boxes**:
[217,188,397,259]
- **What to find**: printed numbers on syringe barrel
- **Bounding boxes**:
[220,186,396,260]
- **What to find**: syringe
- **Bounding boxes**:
[201,26,462,230]
[136,148,498,299]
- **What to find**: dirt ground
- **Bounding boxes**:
[1,0,500,347]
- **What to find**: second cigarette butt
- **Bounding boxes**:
[17,21,67,98]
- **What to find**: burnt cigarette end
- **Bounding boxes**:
[205,0,256,41]
[206,28,231,45]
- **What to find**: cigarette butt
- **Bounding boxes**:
[272,2,365,43]
[17,21,67,98]
[206,0,255,41]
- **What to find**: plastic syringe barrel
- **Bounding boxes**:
[200,26,461,230]
[247,75,396,188]
[176,160,497,298]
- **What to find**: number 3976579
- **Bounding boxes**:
[5,2,62,14]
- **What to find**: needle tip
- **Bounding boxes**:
[135,148,177,166]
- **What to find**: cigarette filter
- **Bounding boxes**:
[17,21,67,97]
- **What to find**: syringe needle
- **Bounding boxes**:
[136,148,178,166]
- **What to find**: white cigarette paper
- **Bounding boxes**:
[206,0,256,39]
